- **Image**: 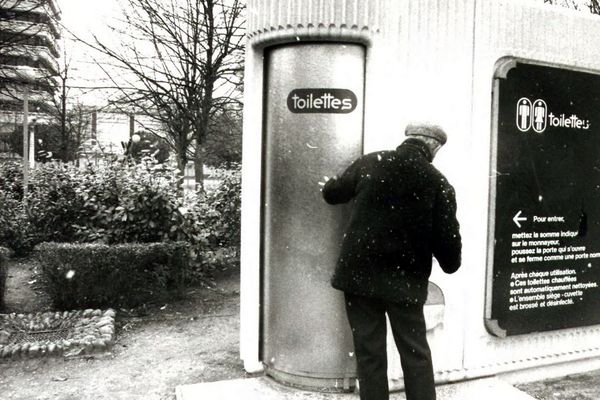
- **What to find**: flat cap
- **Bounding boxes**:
[405,123,447,145]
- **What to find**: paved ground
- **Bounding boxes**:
[518,370,600,399]
[1,259,244,400]
[4,258,600,399]
[177,370,600,400]
[177,376,535,400]
[174,369,600,400]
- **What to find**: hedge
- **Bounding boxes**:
[36,242,189,310]
[0,247,9,310]
[0,160,242,284]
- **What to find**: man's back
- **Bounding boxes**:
[322,138,461,304]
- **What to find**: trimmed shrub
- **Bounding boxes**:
[27,162,84,243]
[0,247,9,309]
[172,164,241,281]
[36,242,189,310]
[203,163,241,248]
[0,161,83,254]
[73,159,187,244]
[0,161,23,200]
[0,163,35,256]
[0,159,242,282]
[0,194,37,256]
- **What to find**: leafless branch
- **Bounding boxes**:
[72,0,245,175]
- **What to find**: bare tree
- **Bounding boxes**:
[43,102,91,162]
[45,45,86,162]
[3,100,90,162]
[87,0,245,188]
[203,105,241,167]
[543,0,600,13]
[8,38,91,162]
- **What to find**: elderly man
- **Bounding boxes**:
[321,123,462,400]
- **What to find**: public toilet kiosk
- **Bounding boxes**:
[240,0,600,392]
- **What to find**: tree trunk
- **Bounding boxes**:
[176,152,185,173]
[194,147,204,192]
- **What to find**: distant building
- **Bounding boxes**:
[0,0,61,159]
[0,0,61,112]
[78,109,166,164]
[0,3,172,165]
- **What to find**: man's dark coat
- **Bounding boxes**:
[322,138,461,304]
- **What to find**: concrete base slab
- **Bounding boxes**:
[176,376,535,400]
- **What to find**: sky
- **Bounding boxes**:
[58,0,121,35]
[55,0,125,107]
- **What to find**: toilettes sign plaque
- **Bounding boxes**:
[488,62,600,336]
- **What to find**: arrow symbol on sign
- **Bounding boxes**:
[513,210,527,228]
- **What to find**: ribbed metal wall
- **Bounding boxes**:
[246,0,385,41]
[465,0,600,374]
[476,1,600,70]
[385,0,475,152]
[242,0,600,388]
[381,0,478,387]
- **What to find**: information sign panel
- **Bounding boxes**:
[488,62,600,336]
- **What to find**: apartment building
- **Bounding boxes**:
[0,0,61,110]
[0,0,61,159]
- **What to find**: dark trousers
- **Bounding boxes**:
[344,293,436,400]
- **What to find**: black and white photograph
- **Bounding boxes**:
[2,0,600,399]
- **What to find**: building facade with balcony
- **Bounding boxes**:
[0,0,61,159]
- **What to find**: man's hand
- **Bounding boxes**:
[318,175,337,190]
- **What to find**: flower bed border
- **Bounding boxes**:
[0,309,116,360]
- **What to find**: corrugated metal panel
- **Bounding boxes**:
[465,0,600,373]
[390,0,475,125]
[476,1,600,71]
[380,0,477,385]
[243,0,600,384]
[246,0,384,39]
